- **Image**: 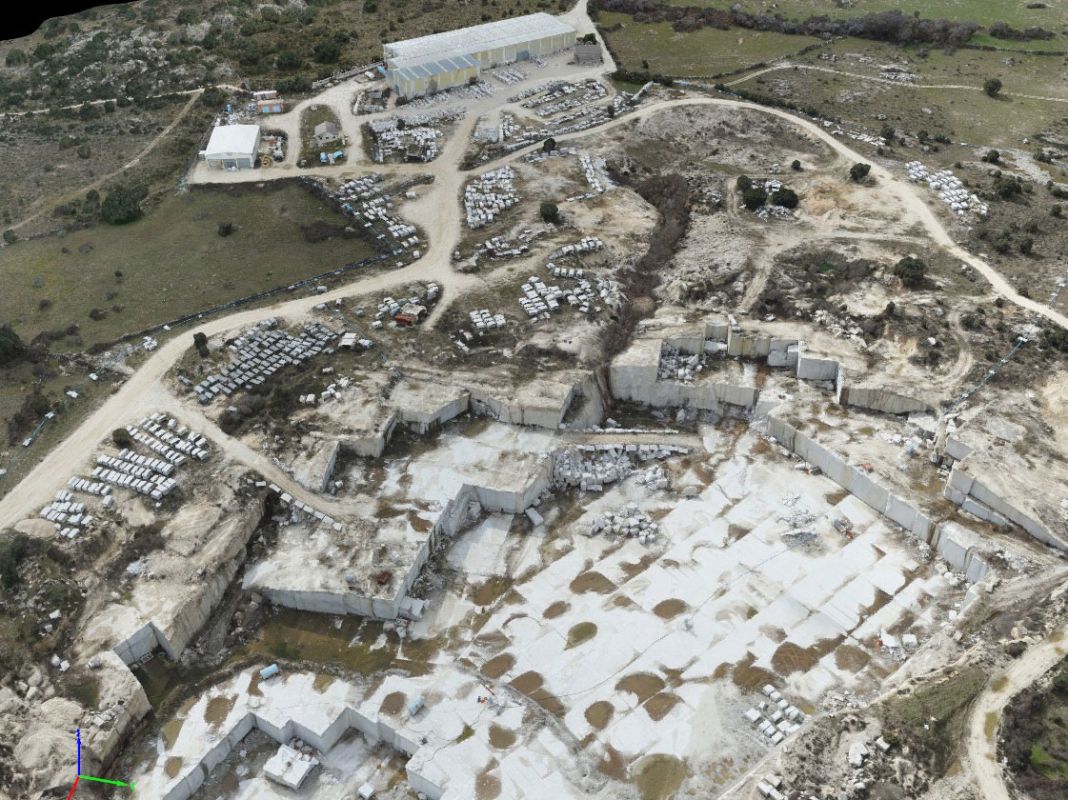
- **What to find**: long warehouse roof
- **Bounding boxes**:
[390,54,480,85]
[205,124,260,156]
[384,12,575,70]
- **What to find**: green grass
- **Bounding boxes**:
[0,182,381,350]
[599,12,824,76]
[1030,742,1068,779]
[659,0,1068,31]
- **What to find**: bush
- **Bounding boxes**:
[1019,237,1033,255]
[176,9,196,24]
[0,533,38,590]
[790,159,802,171]
[77,144,91,159]
[313,41,341,64]
[100,186,144,225]
[735,174,752,192]
[850,162,872,182]
[112,428,133,448]
[5,49,27,67]
[540,201,560,224]
[193,332,210,357]
[2,230,15,245]
[542,137,557,154]
[770,187,799,209]
[218,222,234,237]
[276,50,303,70]
[893,255,927,289]
[982,149,1000,164]
[983,77,1003,98]
[1052,204,1062,218]
[742,187,767,210]
[0,324,26,367]
[200,86,226,108]
[880,124,895,141]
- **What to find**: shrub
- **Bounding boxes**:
[313,41,341,64]
[542,137,557,154]
[2,230,15,245]
[0,324,26,367]
[540,201,560,224]
[735,174,752,192]
[218,222,234,237]
[791,159,802,171]
[742,187,767,210]
[1052,204,1062,218]
[5,49,27,67]
[880,124,895,141]
[1019,237,1033,254]
[77,144,91,159]
[893,256,927,289]
[100,186,144,225]
[88,308,107,321]
[176,9,196,25]
[200,86,226,108]
[276,50,303,70]
[193,332,210,357]
[112,428,133,448]
[770,187,799,209]
[850,162,872,182]
[983,78,1003,98]
[982,149,1000,164]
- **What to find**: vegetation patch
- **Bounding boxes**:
[1002,657,1068,796]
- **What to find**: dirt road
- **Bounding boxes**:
[3,66,1068,528]
[726,63,1068,105]
[964,617,1068,800]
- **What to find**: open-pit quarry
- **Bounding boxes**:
[3,6,1068,800]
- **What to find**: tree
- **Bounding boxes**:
[542,137,557,154]
[735,175,752,192]
[742,187,767,210]
[112,428,133,448]
[77,144,91,159]
[580,33,597,44]
[2,230,15,245]
[791,159,802,171]
[982,149,1000,164]
[4,49,27,67]
[983,78,1003,98]
[893,256,927,289]
[880,124,895,141]
[100,186,143,225]
[1019,237,1033,255]
[770,187,799,209]
[540,201,560,224]
[193,332,210,357]
[850,162,872,182]
[0,324,26,367]
[313,41,341,64]
[218,222,234,237]
[200,86,226,108]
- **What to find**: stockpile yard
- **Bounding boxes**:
[6,4,1068,800]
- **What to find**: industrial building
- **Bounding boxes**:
[202,124,261,170]
[383,13,576,99]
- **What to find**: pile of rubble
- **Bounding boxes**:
[588,504,660,545]
[464,167,518,229]
[490,67,526,85]
[634,464,670,490]
[372,283,438,328]
[367,108,463,163]
[552,442,688,492]
[905,161,989,218]
[524,79,608,118]
[479,235,530,261]
[879,69,919,82]
[194,320,338,404]
[657,345,708,383]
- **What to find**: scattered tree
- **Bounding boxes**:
[542,137,557,154]
[982,149,1000,164]
[4,49,27,67]
[540,201,560,224]
[893,255,927,289]
[880,124,895,141]
[100,186,144,225]
[112,428,133,448]
[218,222,234,237]
[735,175,752,192]
[580,33,598,44]
[193,332,210,357]
[276,50,302,70]
[1019,237,1034,255]
[983,77,1003,98]
[2,230,15,245]
[850,162,872,182]
[790,159,802,171]
[770,187,799,209]
[0,324,26,367]
[77,144,91,159]
[1051,204,1062,218]
[742,187,767,210]
[313,41,341,64]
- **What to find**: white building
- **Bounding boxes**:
[384,13,576,99]
[202,124,261,170]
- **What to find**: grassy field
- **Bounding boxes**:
[599,11,824,76]
[660,0,1068,31]
[0,182,381,350]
